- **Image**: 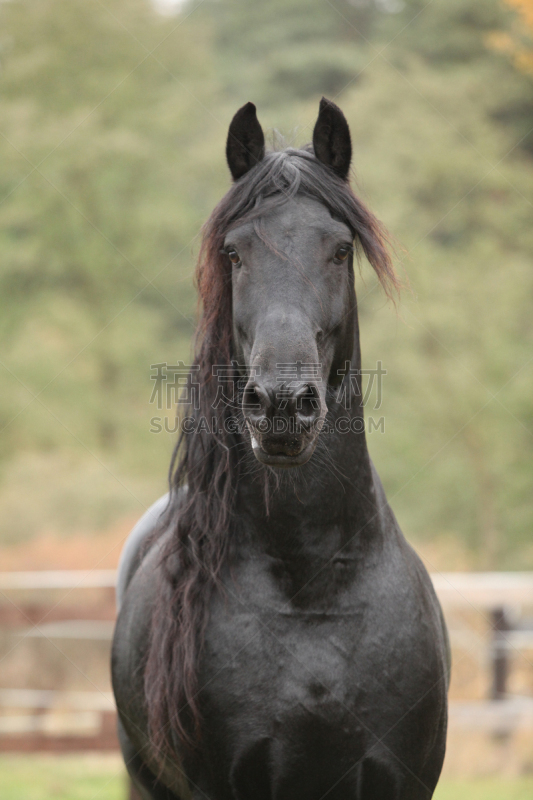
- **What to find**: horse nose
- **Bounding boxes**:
[243,380,322,431]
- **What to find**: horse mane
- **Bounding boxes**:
[144,146,398,760]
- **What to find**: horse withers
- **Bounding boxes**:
[112,98,450,800]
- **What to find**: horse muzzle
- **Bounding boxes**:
[243,380,325,468]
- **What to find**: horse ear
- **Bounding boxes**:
[312,97,352,181]
[226,102,265,181]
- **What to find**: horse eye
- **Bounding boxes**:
[334,246,351,262]
[226,248,241,266]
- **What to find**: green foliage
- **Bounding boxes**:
[0,0,532,566]
[0,0,205,483]
[378,0,533,152]
[199,0,379,104]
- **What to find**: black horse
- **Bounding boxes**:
[112,98,450,800]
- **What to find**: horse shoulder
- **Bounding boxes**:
[112,492,186,755]
[116,493,170,611]
[378,525,451,694]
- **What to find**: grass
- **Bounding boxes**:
[434,777,533,800]
[1,756,533,799]
[0,755,126,800]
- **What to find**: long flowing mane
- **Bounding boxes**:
[144,146,398,760]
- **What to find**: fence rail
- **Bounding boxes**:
[2,569,533,605]
[0,570,117,590]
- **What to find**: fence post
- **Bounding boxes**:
[490,606,510,700]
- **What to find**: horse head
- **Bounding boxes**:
[225,101,356,466]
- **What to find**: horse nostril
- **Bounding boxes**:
[243,382,265,417]
[295,384,321,422]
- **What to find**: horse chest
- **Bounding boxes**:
[206,603,359,711]
[195,582,437,800]
[199,601,366,795]
[203,558,362,705]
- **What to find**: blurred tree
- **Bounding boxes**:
[376,0,533,153]
[196,0,381,105]
[0,0,209,454]
[488,0,533,75]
